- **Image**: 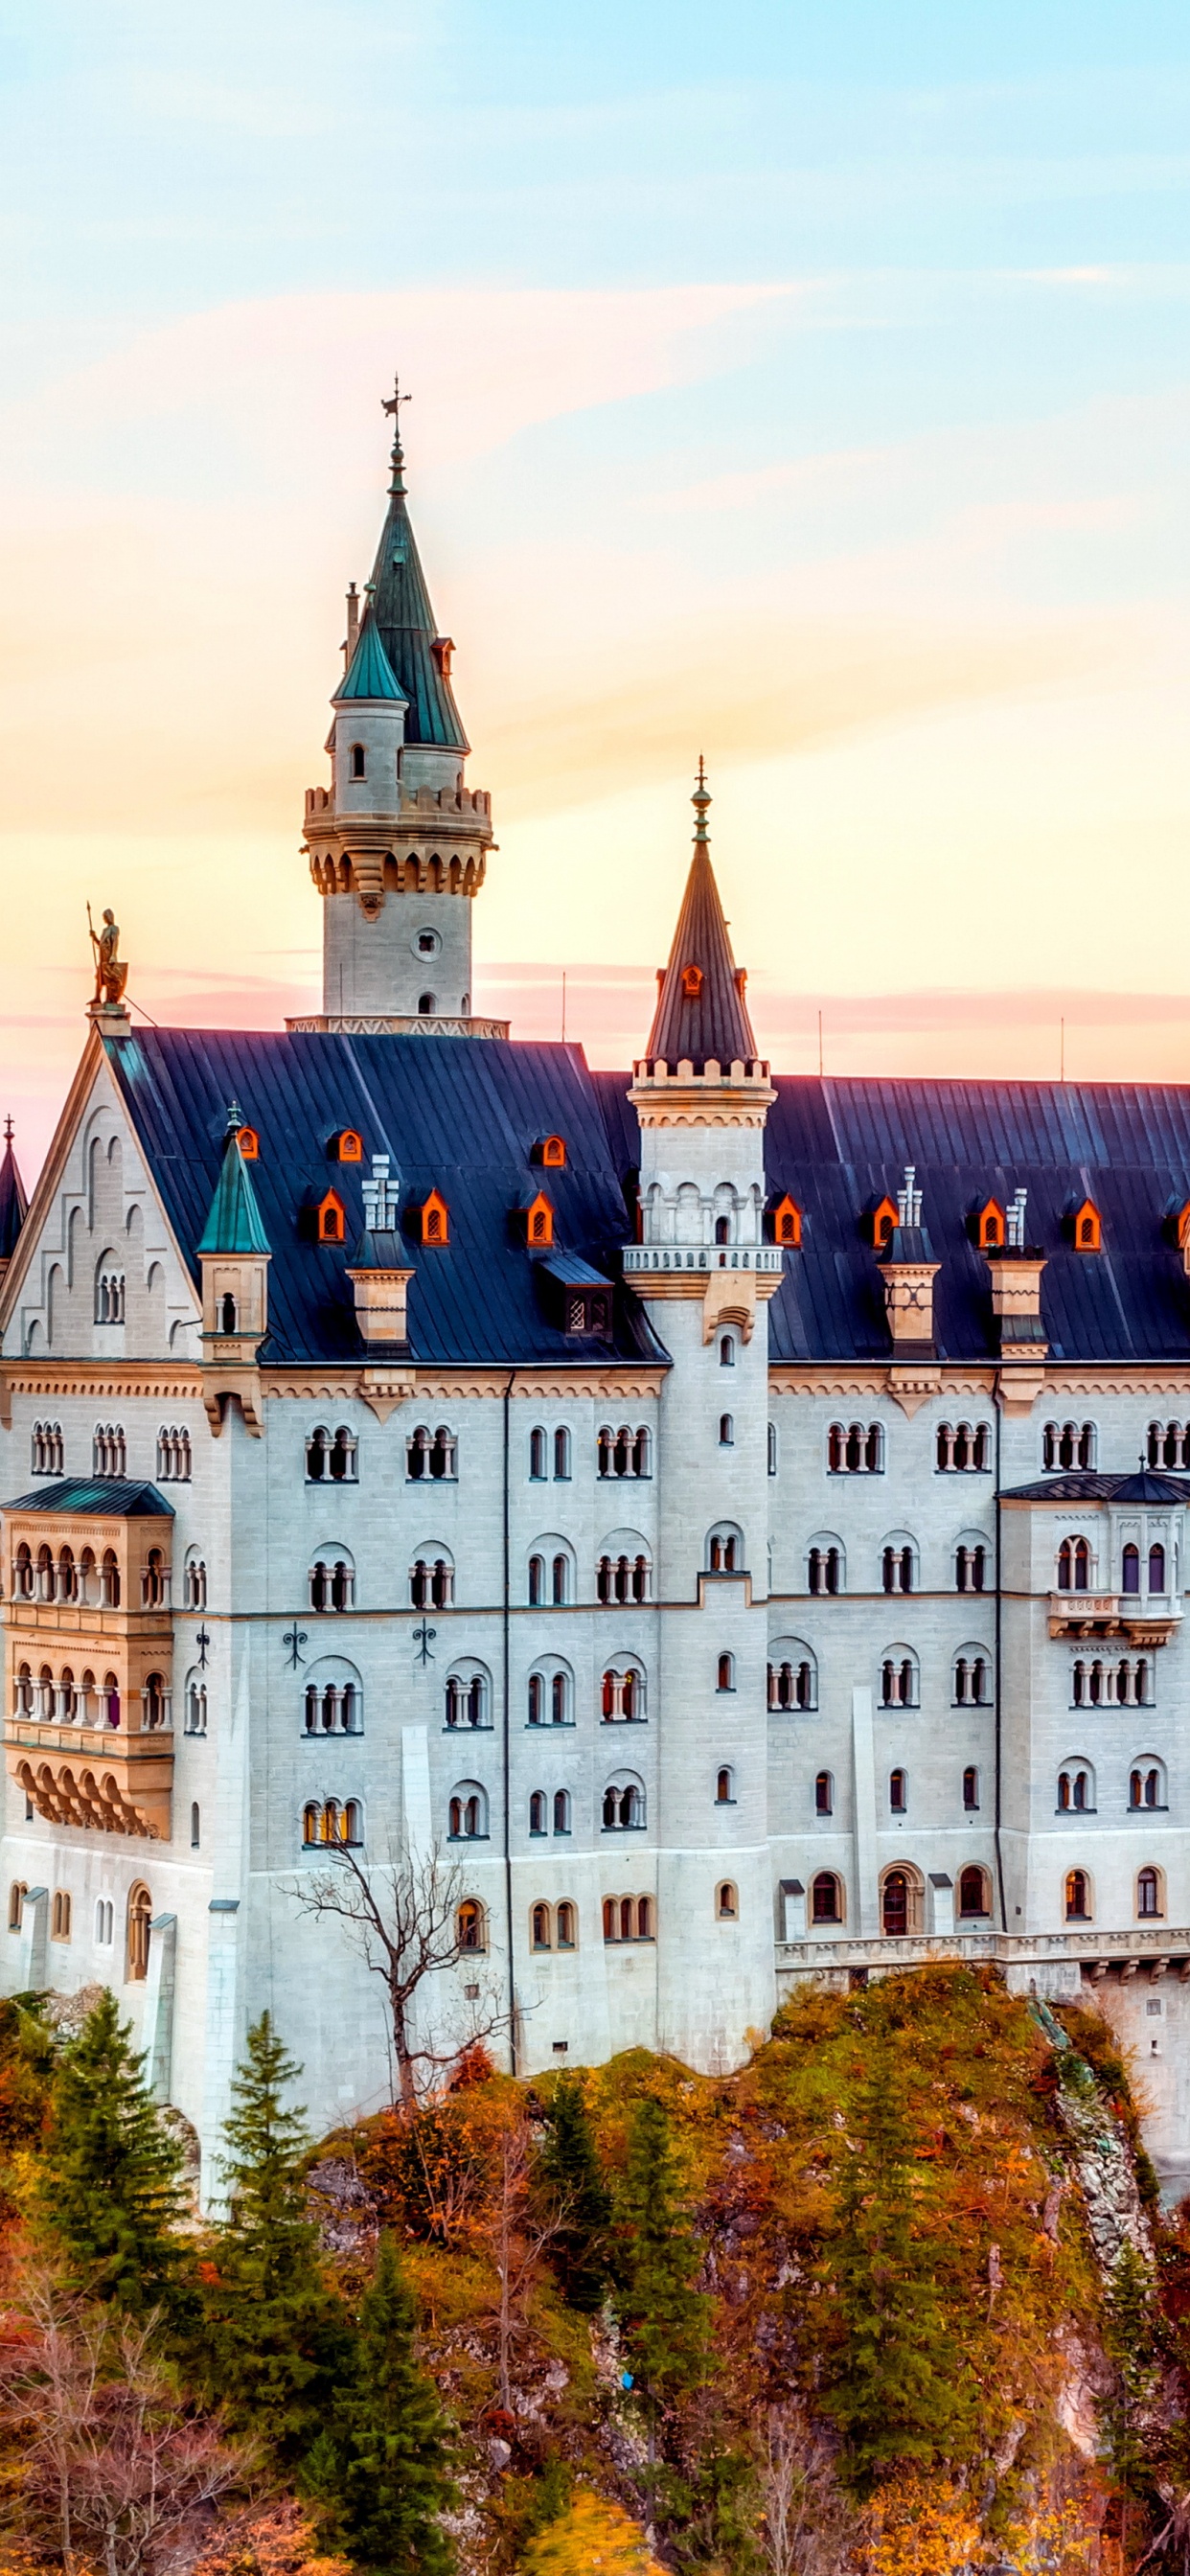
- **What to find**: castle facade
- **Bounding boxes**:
[4,398,1190,2194]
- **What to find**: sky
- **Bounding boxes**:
[1,1,1189,1172]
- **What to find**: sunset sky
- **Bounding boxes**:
[1,2,1189,1172]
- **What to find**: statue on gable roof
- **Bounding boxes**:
[88,906,128,1006]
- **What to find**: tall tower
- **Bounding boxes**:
[292,383,503,1037]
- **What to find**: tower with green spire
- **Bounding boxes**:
[295,380,503,1037]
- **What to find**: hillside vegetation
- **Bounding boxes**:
[0,1966,1188,2576]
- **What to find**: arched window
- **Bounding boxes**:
[601,1663,646,1722]
[808,1543,842,1596]
[963,1766,979,1810]
[1137,1867,1163,1920]
[1148,1421,1190,1469]
[716,1766,734,1805]
[529,1426,547,1480]
[954,1543,988,1594]
[889,1768,906,1814]
[126,1884,152,1982]
[100,1549,121,1608]
[12,1545,33,1601]
[719,1413,736,1449]
[557,1900,577,1949]
[597,1550,650,1603]
[144,1671,169,1731]
[1122,1544,1140,1595]
[142,1549,170,1609]
[881,1868,921,1937]
[552,1552,569,1605]
[812,1872,841,1924]
[553,1427,571,1480]
[447,1782,489,1840]
[410,1552,452,1609]
[958,1865,989,1918]
[719,1335,736,1368]
[528,1553,544,1606]
[716,1881,738,1920]
[829,1421,884,1474]
[532,1903,552,1950]
[1130,1762,1164,1809]
[94,1898,113,1944]
[95,1259,126,1325]
[1058,1764,1094,1811]
[93,1424,126,1478]
[602,1776,645,1830]
[1056,1536,1091,1592]
[717,1652,735,1692]
[156,1426,193,1483]
[1064,1869,1090,1921]
[553,1789,571,1834]
[183,1552,207,1610]
[1044,1421,1097,1470]
[406,1426,456,1481]
[7,1882,26,1932]
[191,1802,200,1850]
[456,1899,486,1952]
[303,1663,362,1736]
[350,742,366,778]
[32,1421,63,1476]
[767,1643,817,1711]
[952,1650,991,1707]
[881,1541,915,1595]
[220,1291,238,1335]
[445,1664,490,1730]
[310,1552,355,1612]
[880,1651,918,1710]
[51,1891,71,1941]
[1150,1543,1167,1593]
[814,1770,833,1816]
[529,1792,546,1834]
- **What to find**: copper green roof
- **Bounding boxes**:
[196,1110,271,1256]
[366,418,469,752]
[645,770,759,1071]
[4,1478,172,1516]
[0,1119,27,1261]
[336,611,404,704]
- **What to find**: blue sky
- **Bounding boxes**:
[1,3,1189,1156]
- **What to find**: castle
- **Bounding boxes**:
[4,390,1190,2196]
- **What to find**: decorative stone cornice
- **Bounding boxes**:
[286,1014,510,1039]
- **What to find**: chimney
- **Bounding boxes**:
[986,1185,1047,1357]
[346,582,360,656]
[878,1164,940,1357]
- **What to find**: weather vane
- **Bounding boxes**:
[382,376,411,435]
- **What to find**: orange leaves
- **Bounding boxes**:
[517,2488,663,2576]
[859,2475,983,2576]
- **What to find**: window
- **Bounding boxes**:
[1056,1536,1091,1592]
[528,1666,573,1727]
[881,1869,919,1937]
[716,1881,738,1920]
[350,743,366,778]
[812,1872,842,1924]
[881,1543,915,1595]
[1073,1200,1102,1253]
[603,1896,653,1943]
[1073,1656,1151,1707]
[814,1770,833,1816]
[100,1550,121,1608]
[552,1788,571,1835]
[1064,1869,1090,1921]
[406,1425,456,1481]
[310,1552,355,1612]
[601,1664,645,1721]
[12,1547,33,1601]
[126,1884,152,1982]
[1058,1765,1094,1812]
[331,1128,363,1162]
[183,1553,207,1610]
[975,1200,1004,1252]
[220,1292,238,1335]
[552,1552,569,1605]
[143,1671,169,1730]
[307,1425,358,1482]
[95,1261,126,1325]
[768,1646,817,1711]
[828,1422,884,1474]
[410,1553,452,1609]
[302,1799,362,1847]
[528,1553,544,1606]
[958,1865,990,1918]
[317,1192,344,1245]
[716,1767,735,1805]
[93,1423,126,1478]
[8,1882,25,1932]
[1148,1421,1190,1469]
[935,1423,992,1472]
[191,1804,200,1851]
[553,1427,571,1480]
[1043,1421,1096,1471]
[771,1195,802,1248]
[303,1670,361,1735]
[717,1652,735,1692]
[51,1891,71,1941]
[523,1192,554,1248]
[597,1552,650,1603]
[418,1191,449,1246]
[142,1549,170,1609]
[1122,1545,1140,1596]
[719,1414,734,1446]
[597,1426,651,1478]
[767,1421,778,1476]
[953,1652,991,1708]
[95,1898,113,1945]
[880,1653,918,1709]
[445,1665,490,1729]
[602,1777,645,1829]
[714,1216,730,1246]
[889,1768,906,1814]
[1150,1543,1167,1593]
[1130,1764,1164,1810]
[236,1126,259,1160]
[457,1899,486,1952]
[532,1901,552,1949]
[954,1544,988,1593]
[32,1422,63,1475]
[529,1427,547,1480]
[1137,1867,1163,1920]
[530,1792,547,1835]
[155,1424,193,1482]
[538,1135,567,1169]
[448,1782,489,1840]
[719,1335,736,1368]
[557,1900,577,1948]
[418,993,437,1017]
[963,1766,979,1811]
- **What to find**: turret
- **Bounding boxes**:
[295,380,504,1038]
[0,1119,27,1288]
[196,1107,271,1434]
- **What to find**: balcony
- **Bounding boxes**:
[622,1245,784,1278]
[5,1714,173,1839]
[1047,1590,1180,1644]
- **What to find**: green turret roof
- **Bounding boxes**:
[366,401,469,752]
[197,1108,271,1256]
[336,610,405,704]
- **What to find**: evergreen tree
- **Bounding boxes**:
[304,2232,456,2576]
[1101,2239,1159,2553]
[819,2040,974,2487]
[200,2012,351,2462]
[538,2073,612,2312]
[35,1990,190,2321]
[614,2096,712,2409]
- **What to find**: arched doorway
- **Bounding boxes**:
[880,1866,923,1937]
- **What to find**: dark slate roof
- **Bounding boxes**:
[336,610,404,704]
[103,1028,664,1370]
[645,776,758,1071]
[0,1124,27,1261]
[365,429,468,752]
[1002,1471,1190,1504]
[3,1479,173,1516]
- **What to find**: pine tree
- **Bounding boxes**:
[614,2096,712,2409]
[819,2040,974,2487]
[200,2012,351,2462]
[35,1989,190,2320]
[304,2232,456,2576]
[538,2073,612,2312]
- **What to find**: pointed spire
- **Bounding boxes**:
[0,1116,28,1264]
[197,1106,271,1256]
[644,767,759,1071]
[334,607,405,705]
[366,373,469,752]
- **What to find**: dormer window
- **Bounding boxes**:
[681,965,703,999]
[317,1190,346,1245]
[867,1195,898,1251]
[771,1195,801,1248]
[525,1191,554,1249]
[536,1136,566,1169]
[419,1190,449,1247]
[1071,1199,1102,1253]
[237,1127,259,1161]
[351,744,366,779]
[975,1199,1005,1251]
[330,1129,362,1163]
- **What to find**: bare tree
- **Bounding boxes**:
[287,1838,508,2106]
[0,2273,247,2576]
[470,2116,566,2413]
[757,2404,851,2576]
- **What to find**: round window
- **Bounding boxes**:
[413,928,442,959]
